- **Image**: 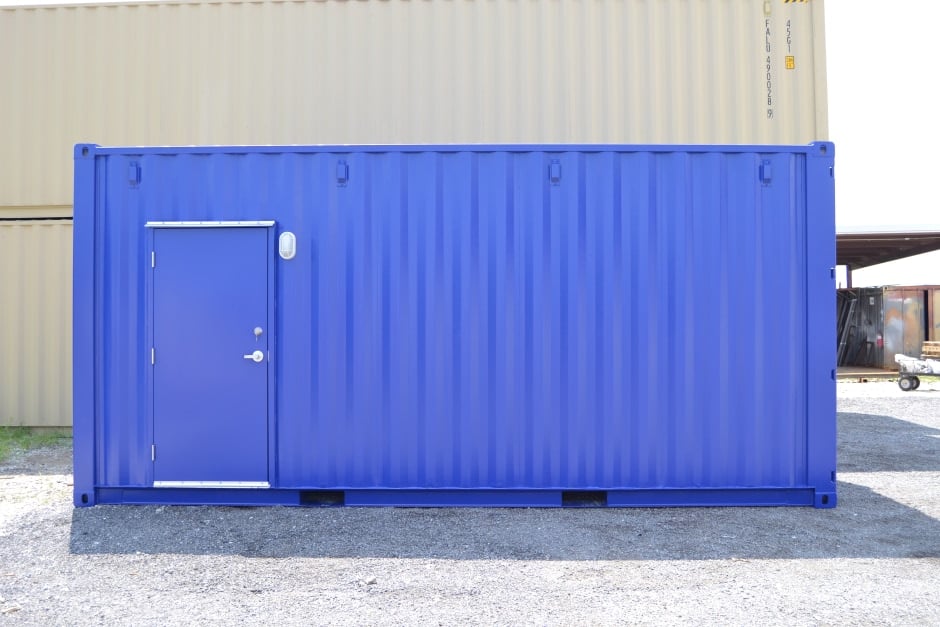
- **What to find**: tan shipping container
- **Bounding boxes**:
[0,0,829,426]
[1,0,829,208]
[0,220,72,427]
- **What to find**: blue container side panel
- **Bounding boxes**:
[272,150,809,490]
[74,143,836,506]
[95,155,152,490]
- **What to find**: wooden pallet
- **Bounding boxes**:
[922,341,940,359]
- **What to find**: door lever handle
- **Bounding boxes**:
[243,350,264,363]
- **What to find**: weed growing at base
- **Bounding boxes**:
[0,427,70,463]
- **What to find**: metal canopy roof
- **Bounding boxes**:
[837,230,940,270]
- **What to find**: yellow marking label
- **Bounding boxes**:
[785,56,795,70]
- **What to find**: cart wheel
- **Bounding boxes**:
[898,377,914,392]
[912,376,921,390]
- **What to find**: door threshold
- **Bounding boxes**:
[153,481,270,489]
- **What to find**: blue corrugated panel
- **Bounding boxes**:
[73,143,836,508]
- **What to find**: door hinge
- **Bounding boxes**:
[151,444,155,462]
[151,251,155,268]
[151,348,155,365]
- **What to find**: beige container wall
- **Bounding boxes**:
[0,0,829,208]
[0,0,828,426]
[0,221,73,427]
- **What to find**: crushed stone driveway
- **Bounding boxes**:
[1,380,938,624]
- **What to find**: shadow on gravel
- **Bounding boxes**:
[65,410,940,561]
[67,479,939,561]
[839,412,940,472]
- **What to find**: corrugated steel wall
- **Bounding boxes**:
[884,287,928,367]
[0,220,73,427]
[838,286,940,369]
[1,0,828,208]
[849,288,885,368]
[73,144,836,504]
[932,289,940,341]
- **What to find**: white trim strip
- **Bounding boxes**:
[153,481,271,489]
[145,220,276,228]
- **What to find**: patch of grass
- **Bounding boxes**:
[0,426,71,463]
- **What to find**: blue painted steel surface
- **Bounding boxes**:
[92,488,817,508]
[73,143,837,508]
[151,227,270,483]
[72,146,96,507]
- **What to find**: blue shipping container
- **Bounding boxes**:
[73,143,836,508]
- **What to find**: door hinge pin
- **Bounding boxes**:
[151,348,155,365]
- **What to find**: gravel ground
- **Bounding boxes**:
[1,380,938,625]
